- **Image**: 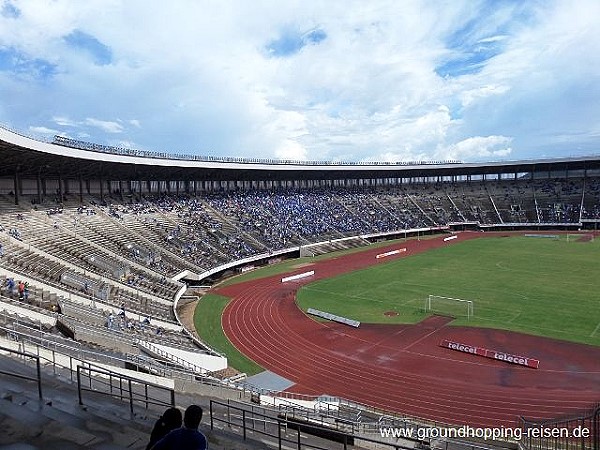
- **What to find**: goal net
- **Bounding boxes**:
[425,295,474,319]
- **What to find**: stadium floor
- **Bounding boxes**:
[217,232,600,428]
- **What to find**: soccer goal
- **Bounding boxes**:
[425,295,474,320]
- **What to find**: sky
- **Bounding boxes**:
[0,0,599,163]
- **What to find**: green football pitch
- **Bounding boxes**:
[196,234,600,373]
[296,235,600,346]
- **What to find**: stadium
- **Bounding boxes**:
[0,124,599,450]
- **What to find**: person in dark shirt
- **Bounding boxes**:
[146,407,182,450]
[151,404,208,450]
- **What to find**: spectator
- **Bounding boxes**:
[107,313,115,329]
[6,277,15,295]
[151,404,207,450]
[146,407,182,450]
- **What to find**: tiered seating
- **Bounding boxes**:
[333,188,407,234]
[72,209,196,278]
[403,183,462,225]
[582,177,600,219]
[118,196,262,269]
[486,180,535,223]
[206,190,311,248]
[532,178,583,223]
[446,182,500,223]
[0,202,182,299]
[0,237,174,321]
[59,312,197,353]
[372,186,429,229]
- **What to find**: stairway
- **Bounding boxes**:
[0,353,276,449]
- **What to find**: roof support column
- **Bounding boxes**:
[79,174,84,204]
[99,171,104,202]
[57,173,63,204]
[36,168,42,205]
[13,169,20,206]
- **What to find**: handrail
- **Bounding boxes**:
[137,340,216,375]
[0,323,237,386]
[209,399,418,450]
[76,363,175,414]
[519,405,600,450]
[0,344,43,399]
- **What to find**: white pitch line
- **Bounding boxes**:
[506,311,522,323]
[590,321,600,338]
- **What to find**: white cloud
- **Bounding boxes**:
[0,0,598,163]
[52,116,78,127]
[84,117,123,133]
[442,135,513,161]
[275,139,308,161]
[477,35,508,44]
[460,85,511,108]
[28,125,58,135]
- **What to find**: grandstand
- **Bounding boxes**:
[1,124,600,449]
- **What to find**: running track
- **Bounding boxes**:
[218,232,600,428]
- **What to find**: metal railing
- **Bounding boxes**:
[50,134,462,167]
[209,399,419,450]
[0,322,247,395]
[0,344,43,399]
[519,405,600,450]
[136,340,214,374]
[76,364,175,415]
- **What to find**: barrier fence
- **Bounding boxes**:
[519,404,599,450]
[76,364,175,415]
[0,344,43,399]
[209,399,418,450]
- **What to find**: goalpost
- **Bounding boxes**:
[425,295,474,320]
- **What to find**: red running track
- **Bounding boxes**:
[218,232,600,428]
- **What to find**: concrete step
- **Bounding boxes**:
[0,385,153,449]
[0,353,285,449]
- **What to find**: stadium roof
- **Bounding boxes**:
[1,125,600,182]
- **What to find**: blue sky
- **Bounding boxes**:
[0,0,599,163]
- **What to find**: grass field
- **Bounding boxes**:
[193,293,263,375]
[195,233,600,374]
[296,235,600,346]
[193,238,429,375]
